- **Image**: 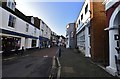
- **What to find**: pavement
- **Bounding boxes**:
[2,46,58,78]
[59,47,116,78]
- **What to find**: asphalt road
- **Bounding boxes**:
[2,47,58,78]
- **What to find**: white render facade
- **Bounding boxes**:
[0,7,39,52]
[103,0,120,76]
[39,20,51,40]
[66,23,75,48]
[0,0,53,53]
[76,0,91,57]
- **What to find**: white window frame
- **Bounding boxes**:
[7,0,15,11]
[8,15,16,28]
[26,23,29,32]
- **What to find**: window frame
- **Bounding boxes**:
[8,15,16,28]
[26,23,29,32]
[85,4,88,14]
[81,14,83,20]
[7,0,15,11]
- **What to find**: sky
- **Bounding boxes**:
[15,0,84,37]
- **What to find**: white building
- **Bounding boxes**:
[103,0,120,76]
[76,0,91,57]
[66,23,76,48]
[39,19,51,48]
[0,0,39,53]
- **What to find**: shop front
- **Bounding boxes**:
[1,35,21,55]
[105,2,120,76]
[39,36,50,48]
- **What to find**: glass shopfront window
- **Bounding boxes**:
[31,40,36,47]
[1,36,21,51]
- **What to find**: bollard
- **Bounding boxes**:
[58,48,61,57]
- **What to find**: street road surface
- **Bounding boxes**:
[2,47,58,77]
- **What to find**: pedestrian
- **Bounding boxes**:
[39,43,42,49]
[58,46,61,57]
[21,46,24,55]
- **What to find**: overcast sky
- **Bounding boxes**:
[16,0,84,36]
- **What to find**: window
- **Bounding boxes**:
[0,0,2,6]
[8,15,16,28]
[79,20,80,25]
[7,0,11,8]
[81,14,83,20]
[34,28,36,34]
[11,2,15,10]
[31,40,36,47]
[26,24,29,32]
[77,24,78,28]
[1,36,21,51]
[85,4,88,14]
[42,21,44,24]
[7,0,15,11]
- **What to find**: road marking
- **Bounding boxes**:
[3,54,30,61]
[22,54,30,57]
[43,55,48,57]
[3,57,15,61]
[56,57,61,79]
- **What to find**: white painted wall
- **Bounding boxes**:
[106,4,120,76]
[76,0,91,57]
[48,27,51,39]
[0,7,2,28]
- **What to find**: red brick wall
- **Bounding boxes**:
[90,2,109,64]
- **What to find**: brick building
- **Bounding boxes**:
[103,0,120,76]
[76,0,109,65]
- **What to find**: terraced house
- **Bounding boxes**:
[0,0,40,54]
[39,19,51,48]
[0,0,53,55]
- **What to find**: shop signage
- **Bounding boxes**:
[115,34,120,54]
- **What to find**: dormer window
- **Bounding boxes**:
[31,17,34,24]
[8,1,11,7]
[0,0,2,6]
[7,0,15,11]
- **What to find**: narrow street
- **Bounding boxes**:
[2,46,118,78]
[2,47,58,77]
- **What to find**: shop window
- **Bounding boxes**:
[31,40,36,47]
[1,36,21,51]
[8,15,16,28]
